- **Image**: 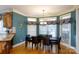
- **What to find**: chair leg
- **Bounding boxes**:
[32,43,33,49]
[35,44,38,49]
[58,44,60,49]
[25,41,27,48]
[58,45,60,54]
[37,44,38,49]
[40,43,41,47]
[35,44,36,48]
[43,46,45,52]
[42,45,44,50]
[51,44,52,51]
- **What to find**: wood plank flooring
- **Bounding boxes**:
[10,43,76,54]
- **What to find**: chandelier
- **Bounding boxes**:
[40,9,47,25]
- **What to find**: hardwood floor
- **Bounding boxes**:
[10,43,76,54]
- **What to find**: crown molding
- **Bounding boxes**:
[0,8,13,14]
[13,8,26,16]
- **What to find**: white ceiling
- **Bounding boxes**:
[0,5,78,17]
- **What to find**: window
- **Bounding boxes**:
[27,18,37,36]
[40,22,47,24]
[39,17,57,37]
[60,13,71,45]
[39,17,57,22]
[39,24,57,37]
[27,25,37,36]
[48,25,57,37]
[0,20,7,33]
[61,24,71,45]
[0,20,3,32]
[39,25,48,35]
[28,18,37,22]
[60,13,71,20]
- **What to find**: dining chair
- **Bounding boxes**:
[25,35,31,47]
[50,37,61,53]
[42,36,51,52]
[48,35,52,38]
[31,36,40,49]
[37,35,43,48]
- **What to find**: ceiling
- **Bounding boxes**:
[0,5,78,17]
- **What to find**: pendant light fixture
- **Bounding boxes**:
[40,9,47,25]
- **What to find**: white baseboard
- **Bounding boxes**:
[13,41,25,48]
[61,42,79,54]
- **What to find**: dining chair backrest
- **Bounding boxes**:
[48,35,52,38]
[38,35,44,39]
[58,37,61,43]
[50,37,61,44]
[43,36,50,45]
[56,37,61,43]
[37,35,42,41]
[25,35,31,41]
[31,36,38,43]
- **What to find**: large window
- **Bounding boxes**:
[47,25,57,37]
[60,13,71,45]
[39,25,57,37]
[0,20,7,33]
[61,24,71,45]
[60,13,71,20]
[0,20,3,32]
[28,18,37,22]
[39,25,47,35]
[39,17,57,22]
[27,25,37,36]
[39,17,57,37]
[27,18,37,36]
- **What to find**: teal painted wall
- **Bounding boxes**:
[71,11,76,47]
[13,12,27,45]
[36,18,39,36]
[57,16,60,38]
